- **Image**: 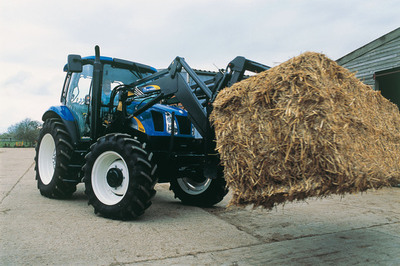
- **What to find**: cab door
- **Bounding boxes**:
[65,64,94,139]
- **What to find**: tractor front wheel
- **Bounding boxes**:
[84,134,157,219]
[170,171,228,207]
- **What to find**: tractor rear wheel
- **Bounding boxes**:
[35,118,77,198]
[170,170,228,207]
[84,134,157,219]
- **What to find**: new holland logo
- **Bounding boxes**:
[141,85,160,93]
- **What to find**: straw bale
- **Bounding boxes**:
[211,52,400,208]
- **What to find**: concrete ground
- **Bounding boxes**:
[0,148,399,265]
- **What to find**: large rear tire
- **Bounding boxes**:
[84,133,157,220]
[35,118,77,198]
[170,170,228,207]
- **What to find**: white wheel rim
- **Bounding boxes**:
[177,177,211,195]
[91,151,129,205]
[38,133,56,185]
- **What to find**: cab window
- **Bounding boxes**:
[66,64,93,138]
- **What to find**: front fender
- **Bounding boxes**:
[43,106,75,121]
[42,106,79,145]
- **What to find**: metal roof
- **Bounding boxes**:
[336,27,400,87]
[337,27,400,65]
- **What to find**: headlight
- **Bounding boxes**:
[165,112,177,135]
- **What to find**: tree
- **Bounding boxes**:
[7,118,42,143]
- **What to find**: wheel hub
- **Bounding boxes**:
[106,167,124,188]
[177,176,212,195]
[38,133,56,185]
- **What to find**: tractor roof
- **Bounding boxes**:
[64,56,157,74]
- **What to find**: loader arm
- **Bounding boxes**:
[129,56,270,138]
[130,57,213,138]
[211,56,270,102]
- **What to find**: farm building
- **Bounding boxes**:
[337,27,400,108]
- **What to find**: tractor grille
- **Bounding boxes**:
[151,111,164,132]
[176,115,192,135]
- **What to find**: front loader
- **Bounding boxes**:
[35,46,270,219]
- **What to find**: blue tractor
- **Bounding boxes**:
[35,46,269,219]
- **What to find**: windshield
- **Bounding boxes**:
[101,64,153,106]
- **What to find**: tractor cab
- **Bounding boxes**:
[61,56,157,140]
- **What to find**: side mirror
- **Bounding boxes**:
[67,54,82,72]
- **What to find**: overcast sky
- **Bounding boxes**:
[0,0,399,133]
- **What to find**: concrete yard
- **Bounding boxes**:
[0,148,399,265]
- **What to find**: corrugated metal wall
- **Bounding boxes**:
[337,30,400,89]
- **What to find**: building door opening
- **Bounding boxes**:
[375,67,400,109]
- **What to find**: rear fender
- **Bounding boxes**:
[42,106,79,145]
